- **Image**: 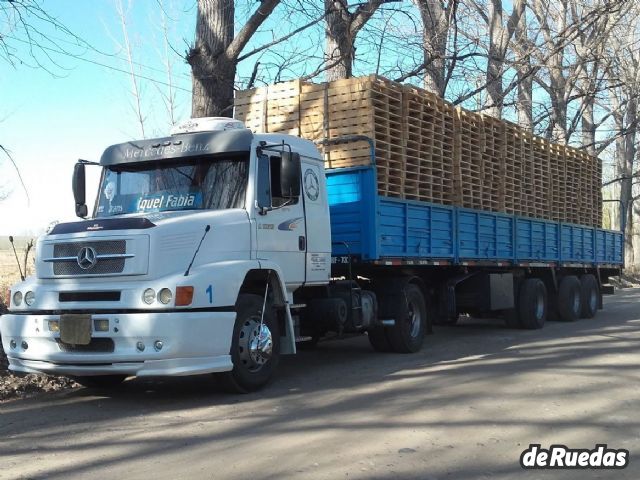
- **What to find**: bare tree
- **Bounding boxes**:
[513,7,533,129]
[411,0,457,96]
[0,0,95,73]
[115,0,146,138]
[474,0,526,117]
[324,0,393,80]
[188,0,281,118]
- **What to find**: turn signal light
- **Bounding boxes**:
[175,286,194,306]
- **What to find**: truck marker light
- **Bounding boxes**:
[25,291,35,306]
[10,339,16,349]
[48,320,60,332]
[136,341,145,352]
[13,291,22,306]
[175,286,194,306]
[154,340,163,351]
[142,288,156,304]
[21,341,28,350]
[94,319,109,332]
[158,288,173,305]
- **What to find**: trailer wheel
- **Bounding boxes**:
[557,275,581,322]
[220,294,280,393]
[72,375,126,389]
[386,283,427,353]
[579,274,599,319]
[518,278,547,329]
[367,328,392,352]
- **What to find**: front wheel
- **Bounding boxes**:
[220,294,280,393]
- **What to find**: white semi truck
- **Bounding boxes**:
[0,118,623,392]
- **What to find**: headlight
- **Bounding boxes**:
[158,288,172,305]
[142,288,156,304]
[25,291,35,306]
[12,291,22,307]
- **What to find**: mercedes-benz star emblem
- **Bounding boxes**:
[77,246,98,270]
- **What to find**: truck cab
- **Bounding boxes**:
[1,118,334,392]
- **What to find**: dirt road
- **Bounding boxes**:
[2,288,639,479]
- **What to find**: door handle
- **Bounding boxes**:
[299,236,306,251]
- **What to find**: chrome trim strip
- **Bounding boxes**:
[43,254,135,263]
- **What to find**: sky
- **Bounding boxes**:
[0,1,335,236]
[1,1,196,236]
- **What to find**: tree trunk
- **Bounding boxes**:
[189,0,235,118]
[485,0,504,118]
[622,97,637,267]
[325,0,353,81]
[514,9,532,130]
[581,81,596,156]
[413,0,448,97]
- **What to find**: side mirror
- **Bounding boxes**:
[280,152,301,198]
[72,163,88,218]
[256,154,272,214]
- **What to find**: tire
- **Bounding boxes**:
[72,375,126,389]
[557,275,581,322]
[385,283,428,353]
[580,274,599,319]
[220,294,280,393]
[367,327,392,352]
[518,278,547,329]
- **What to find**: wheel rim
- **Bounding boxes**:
[535,290,544,320]
[238,317,273,373]
[407,297,422,338]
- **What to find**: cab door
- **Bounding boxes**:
[301,159,331,284]
[254,152,306,288]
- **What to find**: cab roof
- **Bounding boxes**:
[99,129,254,166]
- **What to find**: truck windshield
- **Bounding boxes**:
[95,154,249,217]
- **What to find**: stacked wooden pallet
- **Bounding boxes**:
[234,76,602,227]
[403,86,456,204]
[236,76,406,197]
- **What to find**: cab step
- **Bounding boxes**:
[288,303,307,310]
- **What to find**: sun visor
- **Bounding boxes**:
[100,129,254,166]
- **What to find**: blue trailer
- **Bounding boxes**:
[320,163,622,344]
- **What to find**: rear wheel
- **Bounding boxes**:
[72,375,126,389]
[518,278,547,329]
[580,274,599,319]
[220,294,280,393]
[557,275,581,322]
[386,283,427,353]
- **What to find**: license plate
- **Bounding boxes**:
[60,314,92,345]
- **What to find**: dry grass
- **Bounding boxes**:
[0,248,35,306]
[0,246,75,402]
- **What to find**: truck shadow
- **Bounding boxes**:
[1,289,638,479]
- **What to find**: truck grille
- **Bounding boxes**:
[52,240,127,276]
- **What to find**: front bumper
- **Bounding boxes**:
[0,310,235,377]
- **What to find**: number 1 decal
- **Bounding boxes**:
[206,285,213,304]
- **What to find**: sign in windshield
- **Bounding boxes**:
[95,155,249,217]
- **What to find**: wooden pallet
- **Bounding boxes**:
[234,76,603,227]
